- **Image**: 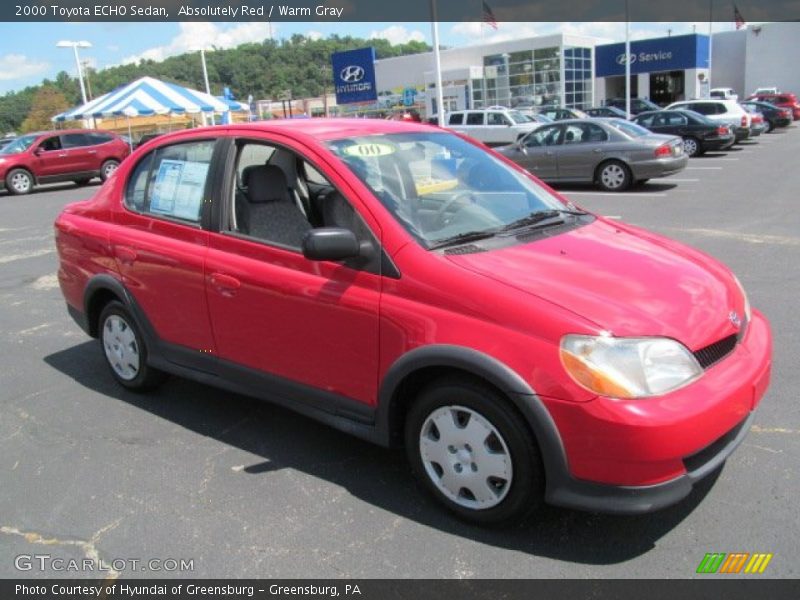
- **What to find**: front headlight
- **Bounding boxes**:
[560,335,703,399]
[732,274,751,323]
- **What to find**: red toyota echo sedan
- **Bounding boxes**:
[54,119,771,524]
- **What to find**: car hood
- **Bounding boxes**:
[444,218,742,350]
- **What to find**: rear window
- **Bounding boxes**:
[448,113,464,125]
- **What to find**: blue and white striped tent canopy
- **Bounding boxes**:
[52,76,248,122]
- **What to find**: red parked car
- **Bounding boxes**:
[746,92,800,120]
[0,129,129,195]
[54,120,771,524]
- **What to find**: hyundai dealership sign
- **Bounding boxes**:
[331,47,378,104]
[595,34,709,77]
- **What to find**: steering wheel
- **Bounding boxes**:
[433,191,476,227]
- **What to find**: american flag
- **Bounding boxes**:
[734,4,746,29]
[482,1,498,30]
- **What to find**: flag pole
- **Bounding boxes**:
[708,0,714,96]
[431,0,445,126]
[625,0,631,116]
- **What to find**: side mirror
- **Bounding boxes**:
[517,139,529,154]
[302,228,361,262]
[33,147,44,156]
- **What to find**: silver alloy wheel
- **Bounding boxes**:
[102,162,119,178]
[600,163,626,190]
[102,314,140,381]
[683,138,698,156]
[419,405,513,510]
[10,172,32,193]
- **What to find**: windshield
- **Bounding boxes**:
[326,132,577,249]
[607,120,651,138]
[0,134,38,155]
[508,111,533,124]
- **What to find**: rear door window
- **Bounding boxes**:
[124,140,216,223]
[465,112,485,125]
[61,133,91,148]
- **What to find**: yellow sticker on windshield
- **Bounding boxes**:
[342,143,397,158]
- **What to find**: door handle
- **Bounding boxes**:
[58,153,68,157]
[114,246,137,265]
[87,150,97,154]
[210,272,241,296]
[593,148,602,153]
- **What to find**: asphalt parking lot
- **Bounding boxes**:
[1,126,798,580]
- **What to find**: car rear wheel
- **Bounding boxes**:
[405,377,544,525]
[99,301,166,391]
[100,160,120,182]
[765,120,774,133]
[682,137,700,157]
[596,160,631,192]
[5,168,34,195]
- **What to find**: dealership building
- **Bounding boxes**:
[370,21,798,114]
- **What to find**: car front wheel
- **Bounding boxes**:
[5,169,34,195]
[405,377,544,525]
[99,301,166,391]
[596,160,631,192]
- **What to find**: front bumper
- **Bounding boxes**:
[543,309,771,514]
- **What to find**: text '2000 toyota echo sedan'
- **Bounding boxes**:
[55,119,771,525]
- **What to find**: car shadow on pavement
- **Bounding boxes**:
[45,342,720,566]
[551,182,679,193]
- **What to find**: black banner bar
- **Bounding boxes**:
[2,580,800,600]
[4,0,800,22]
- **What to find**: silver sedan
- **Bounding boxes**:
[497,118,688,191]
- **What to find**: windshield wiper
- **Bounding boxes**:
[428,229,501,250]
[499,208,585,233]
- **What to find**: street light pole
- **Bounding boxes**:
[56,40,92,105]
[200,49,214,125]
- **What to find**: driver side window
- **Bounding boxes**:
[525,126,562,148]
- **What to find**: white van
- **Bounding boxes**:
[710,88,738,101]
[444,108,541,146]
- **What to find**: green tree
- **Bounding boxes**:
[20,87,70,132]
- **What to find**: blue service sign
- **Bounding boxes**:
[595,34,709,78]
[331,47,378,105]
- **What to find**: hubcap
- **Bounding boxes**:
[601,164,626,189]
[11,173,31,192]
[103,162,118,177]
[419,405,512,510]
[684,139,698,155]
[102,315,140,381]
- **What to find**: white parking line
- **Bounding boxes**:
[696,158,739,161]
[651,178,699,182]
[686,166,724,170]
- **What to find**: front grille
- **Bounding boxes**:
[683,417,748,474]
[693,334,738,369]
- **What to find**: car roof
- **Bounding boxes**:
[157,118,439,144]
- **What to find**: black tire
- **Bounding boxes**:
[405,377,544,526]
[765,120,774,133]
[74,178,92,186]
[682,136,701,157]
[596,160,631,192]
[98,301,166,392]
[100,160,120,182]
[5,168,34,195]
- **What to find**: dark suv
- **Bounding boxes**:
[0,129,130,195]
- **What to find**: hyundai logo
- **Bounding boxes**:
[729,311,742,328]
[340,65,365,83]
[616,52,637,66]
